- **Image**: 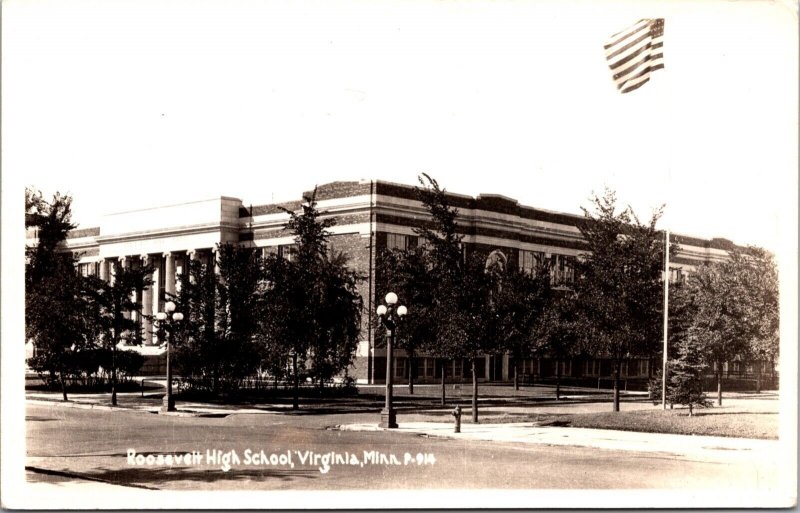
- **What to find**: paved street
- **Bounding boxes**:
[25,401,780,494]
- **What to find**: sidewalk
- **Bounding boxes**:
[26,385,780,456]
[337,420,780,463]
[25,391,273,416]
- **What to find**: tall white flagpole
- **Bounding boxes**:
[662,228,669,409]
[661,18,672,410]
[604,18,669,406]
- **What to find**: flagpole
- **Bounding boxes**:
[603,18,669,407]
[662,228,669,409]
[661,18,671,410]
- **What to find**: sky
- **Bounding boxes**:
[3,0,797,254]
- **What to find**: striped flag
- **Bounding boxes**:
[605,18,665,94]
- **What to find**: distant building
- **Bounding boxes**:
[30,180,770,387]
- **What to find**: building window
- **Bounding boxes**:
[395,358,406,379]
[551,255,575,286]
[519,250,546,275]
[415,358,425,379]
[262,246,279,258]
[485,250,507,272]
[79,262,98,276]
[584,360,601,376]
[386,233,409,251]
[471,358,486,379]
[279,244,298,261]
[415,358,435,379]
[637,359,649,377]
[521,358,538,376]
[669,267,685,284]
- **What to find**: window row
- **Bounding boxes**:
[376,356,655,380]
[519,250,576,285]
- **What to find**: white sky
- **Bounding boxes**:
[3,0,797,252]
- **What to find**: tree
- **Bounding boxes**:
[492,265,552,391]
[411,174,468,407]
[410,174,508,420]
[572,189,671,412]
[688,248,778,404]
[455,253,503,423]
[532,295,586,400]
[84,264,153,406]
[742,248,779,393]
[173,244,263,395]
[376,244,438,395]
[25,189,89,401]
[215,244,264,393]
[261,252,305,400]
[25,189,76,285]
[666,334,712,415]
[262,189,362,408]
[307,251,363,387]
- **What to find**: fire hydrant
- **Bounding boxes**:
[452,405,462,433]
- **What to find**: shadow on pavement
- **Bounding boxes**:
[86,466,319,486]
[26,465,318,488]
[26,416,60,422]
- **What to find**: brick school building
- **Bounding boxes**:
[39,180,768,388]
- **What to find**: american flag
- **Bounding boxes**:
[605,18,664,94]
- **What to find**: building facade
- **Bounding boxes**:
[37,180,758,385]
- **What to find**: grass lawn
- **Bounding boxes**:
[533,408,779,439]
[412,401,779,440]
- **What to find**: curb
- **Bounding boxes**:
[26,398,209,417]
[335,422,780,462]
[26,398,134,412]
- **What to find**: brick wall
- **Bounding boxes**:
[327,231,376,382]
[304,181,372,201]
[67,227,101,239]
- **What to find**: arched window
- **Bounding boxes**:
[485,250,507,273]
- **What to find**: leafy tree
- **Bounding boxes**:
[262,190,362,408]
[455,253,503,423]
[572,189,672,412]
[687,248,779,404]
[376,245,437,395]
[532,295,587,400]
[648,277,694,402]
[25,189,90,400]
[261,252,305,399]
[409,174,508,420]
[307,251,363,387]
[172,258,219,393]
[492,265,553,391]
[84,264,153,405]
[173,244,263,395]
[413,174,464,275]
[742,248,779,393]
[282,189,335,404]
[411,174,466,406]
[25,189,76,285]
[108,349,146,383]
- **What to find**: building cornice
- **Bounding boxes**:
[96,222,241,245]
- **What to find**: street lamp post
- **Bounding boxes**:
[377,292,407,429]
[157,301,183,413]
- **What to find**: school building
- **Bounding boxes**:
[40,179,769,387]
